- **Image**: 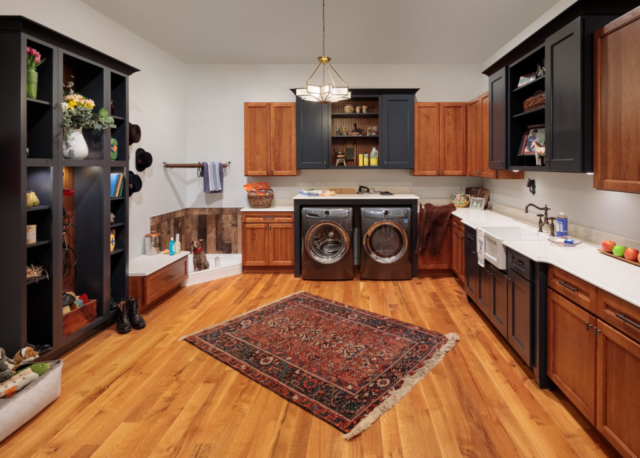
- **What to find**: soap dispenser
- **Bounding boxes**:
[556,212,568,238]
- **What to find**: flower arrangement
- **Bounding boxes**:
[26,47,46,69]
[26,47,46,99]
[61,81,116,138]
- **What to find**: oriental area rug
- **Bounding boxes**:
[182,292,459,439]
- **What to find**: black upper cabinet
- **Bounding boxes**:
[489,68,508,170]
[296,100,329,169]
[382,94,414,169]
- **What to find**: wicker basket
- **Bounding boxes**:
[523,90,545,112]
[247,185,274,208]
[450,194,470,208]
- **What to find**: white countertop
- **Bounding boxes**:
[241,206,294,212]
[294,193,419,200]
[452,208,640,309]
[129,251,189,277]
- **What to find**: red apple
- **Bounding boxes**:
[624,247,639,261]
[601,240,616,253]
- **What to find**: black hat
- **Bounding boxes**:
[135,148,153,172]
[129,123,142,145]
[129,171,142,196]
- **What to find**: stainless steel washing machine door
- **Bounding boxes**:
[304,221,351,265]
[363,221,408,264]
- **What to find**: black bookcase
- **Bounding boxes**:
[0,17,138,358]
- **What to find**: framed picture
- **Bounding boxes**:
[519,124,545,156]
[470,197,486,210]
[517,72,538,87]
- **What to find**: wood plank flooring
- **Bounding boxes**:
[0,274,618,458]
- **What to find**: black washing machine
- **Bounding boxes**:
[301,207,353,280]
[360,207,412,280]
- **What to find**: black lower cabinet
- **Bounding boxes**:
[507,271,533,365]
[490,265,509,339]
[477,264,493,319]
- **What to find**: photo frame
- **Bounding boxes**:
[517,72,537,87]
[470,197,486,210]
[519,124,545,156]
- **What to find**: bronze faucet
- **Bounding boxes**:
[525,204,556,236]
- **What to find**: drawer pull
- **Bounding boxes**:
[512,258,524,267]
[558,281,578,293]
[263,216,274,219]
[615,313,640,330]
[585,321,593,331]
[164,274,175,281]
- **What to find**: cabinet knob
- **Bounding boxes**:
[585,321,594,331]
[594,327,602,336]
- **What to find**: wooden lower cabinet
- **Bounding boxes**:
[129,256,189,312]
[597,319,640,458]
[242,212,294,269]
[548,288,598,424]
[417,223,452,271]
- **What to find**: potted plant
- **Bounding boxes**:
[26,47,46,99]
[61,82,116,159]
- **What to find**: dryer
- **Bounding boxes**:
[301,207,353,280]
[360,207,412,280]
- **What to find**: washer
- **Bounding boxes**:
[360,207,412,280]
[301,207,353,280]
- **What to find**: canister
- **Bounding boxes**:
[26,225,37,245]
[145,232,162,255]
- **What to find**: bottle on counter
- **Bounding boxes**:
[370,147,378,166]
[175,234,182,253]
[169,236,175,255]
[556,212,568,238]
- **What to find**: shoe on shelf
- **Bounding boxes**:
[128,296,146,330]
[116,301,132,334]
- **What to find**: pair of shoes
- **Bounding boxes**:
[116,297,146,334]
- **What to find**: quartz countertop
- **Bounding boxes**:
[129,252,189,277]
[293,193,419,200]
[452,208,640,309]
[241,206,294,212]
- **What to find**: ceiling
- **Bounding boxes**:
[80,0,560,65]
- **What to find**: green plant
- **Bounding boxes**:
[61,81,115,138]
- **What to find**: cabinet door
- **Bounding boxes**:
[440,103,466,175]
[477,265,493,319]
[490,266,509,339]
[466,97,482,177]
[414,102,440,176]
[241,223,269,266]
[270,103,296,176]
[547,288,597,424]
[489,68,508,170]
[508,272,533,366]
[268,223,294,266]
[244,103,271,176]
[296,100,329,169]
[464,242,479,302]
[383,94,414,169]
[597,319,640,458]
[452,230,465,281]
[545,18,584,173]
[417,224,452,270]
[480,92,499,178]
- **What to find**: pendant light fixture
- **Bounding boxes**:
[296,0,350,103]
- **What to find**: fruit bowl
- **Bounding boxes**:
[599,241,640,268]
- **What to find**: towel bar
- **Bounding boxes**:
[163,162,230,169]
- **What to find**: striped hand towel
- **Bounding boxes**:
[202,162,223,193]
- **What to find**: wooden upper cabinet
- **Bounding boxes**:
[270,103,296,176]
[244,103,271,176]
[413,103,440,176]
[594,8,640,194]
[244,102,297,176]
[440,103,466,175]
[466,96,482,177]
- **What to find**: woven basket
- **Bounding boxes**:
[523,90,545,112]
[247,186,274,208]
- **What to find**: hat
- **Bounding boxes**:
[129,171,142,196]
[129,123,142,145]
[135,148,153,172]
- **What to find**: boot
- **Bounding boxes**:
[116,301,132,334]
[128,296,146,330]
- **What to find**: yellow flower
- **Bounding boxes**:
[68,101,77,108]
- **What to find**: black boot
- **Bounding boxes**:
[116,301,132,334]
[128,296,146,330]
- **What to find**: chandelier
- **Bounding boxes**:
[295,0,350,103]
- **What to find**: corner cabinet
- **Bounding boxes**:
[294,89,418,170]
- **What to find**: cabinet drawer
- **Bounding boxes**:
[452,216,465,233]
[465,226,476,248]
[597,289,640,344]
[548,266,597,314]
[242,212,293,223]
[507,249,532,281]
[146,257,188,305]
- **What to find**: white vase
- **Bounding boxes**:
[63,128,89,159]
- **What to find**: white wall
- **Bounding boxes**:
[0,0,188,258]
[484,173,640,241]
[185,64,487,208]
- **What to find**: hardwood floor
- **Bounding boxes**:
[0,274,618,458]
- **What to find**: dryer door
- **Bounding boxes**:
[363,221,408,264]
[304,221,351,265]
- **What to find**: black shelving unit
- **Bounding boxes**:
[0,16,138,358]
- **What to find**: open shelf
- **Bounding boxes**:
[110,247,124,256]
[27,97,51,106]
[27,240,51,249]
[27,205,51,213]
[110,222,125,229]
[512,106,545,119]
[331,113,379,118]
[513,76,545,93]
[27,275,49,285]
[332,135,379,139]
